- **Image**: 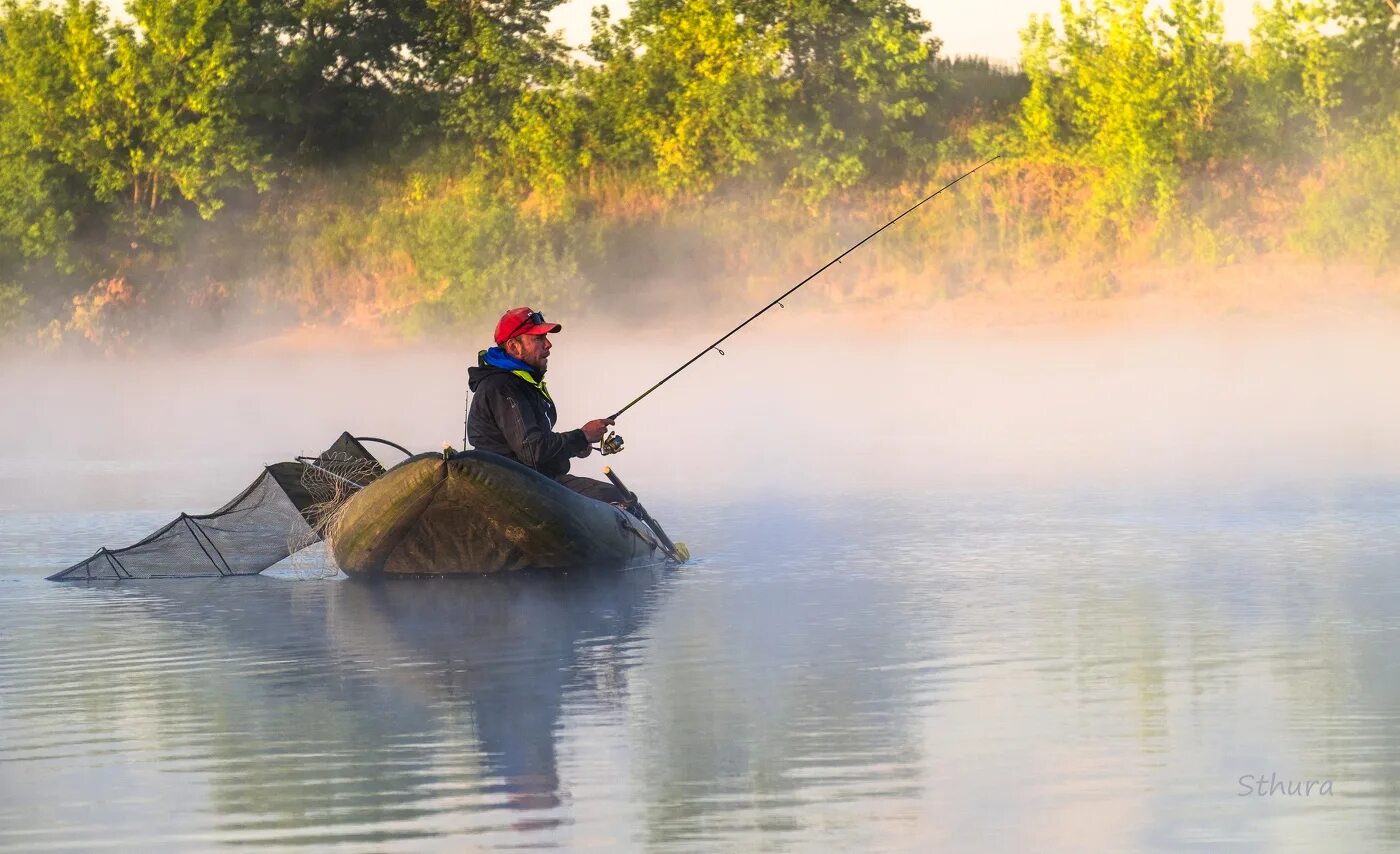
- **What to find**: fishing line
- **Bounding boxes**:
[607,153,1003,423]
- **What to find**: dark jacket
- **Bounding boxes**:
[467,350,591,478]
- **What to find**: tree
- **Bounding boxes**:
[230,0,432,160]
[1295,113,1400,263]
[1331,0,1400,113]
[106,0,269,228]
[1160,0,1234,162]
[230,0,570,160]
[494,63,591,200]
[582,0,943,200]
[1014,0,1233,236]
[583,0,786,194]
[739,0,943,199]
[2,0,268,246]
[1017,14,1065,152]
[0,0,83,268]
[1248,1,1345,148]
[426,0,569,144]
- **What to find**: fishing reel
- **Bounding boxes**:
[599,430,625,456]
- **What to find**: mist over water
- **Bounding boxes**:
[2,306,1399,850]
[3,307,1400,510]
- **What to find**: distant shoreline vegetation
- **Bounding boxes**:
[1,0,1397,351]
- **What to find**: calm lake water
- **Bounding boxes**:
[3,480,1399,851]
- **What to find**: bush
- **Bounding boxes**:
[0,281,28,334]
[1294,117,1400,265]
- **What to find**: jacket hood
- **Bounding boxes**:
[468,347,539,391]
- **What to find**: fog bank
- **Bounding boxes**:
[3,309,1400,512]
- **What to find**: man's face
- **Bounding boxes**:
[509,333,551,374]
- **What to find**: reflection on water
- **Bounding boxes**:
[2,485,1400,850]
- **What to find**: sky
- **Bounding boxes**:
[549,0,1260,64]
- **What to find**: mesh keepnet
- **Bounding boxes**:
[47,433,388,581]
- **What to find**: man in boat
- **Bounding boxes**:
[466,307,626,504]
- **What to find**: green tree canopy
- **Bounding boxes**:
[0,0,83,267]
[1248,1,1345,149]
[1,0,268,249]
[215,1,569,160]
[583,0,787,194]
[582,0,943,200]
[1016,0,1234,235]
[740,0,943,197]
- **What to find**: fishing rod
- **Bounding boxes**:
[600,153,1002,440]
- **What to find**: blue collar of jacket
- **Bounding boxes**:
[479,347,550,399]
[481,346,536,377]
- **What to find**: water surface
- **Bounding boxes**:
[2,481,1398,851]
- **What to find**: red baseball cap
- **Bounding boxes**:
[494,307,561,345]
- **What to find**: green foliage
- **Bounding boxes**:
[428,0,569,145]
[743,0,942,199]
[1160,0,1234,162]
[496,79,591,201]
[1247,1,1345,151]
[1295,116,1400,264]
[1014,0,1234,242]
[0,281,27,332]
[583,0,787,194]
[936,56,1028,129]
[2,0,1400,348]
[231,0,432,158]
[0,0,85,267]
[1331,0,1400,115]
[274,157,586,334]
[580,0,944,201]
[1246,0,1399,153]
[1017,15,1064,153]
[0,0,268,258]
[386,170,585,328]
[110,0,270,223]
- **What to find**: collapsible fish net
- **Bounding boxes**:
[283,446,394,579]
[47,433,393,581]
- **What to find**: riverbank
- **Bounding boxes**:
[195,256,1400,354]
[4,253,1399,361]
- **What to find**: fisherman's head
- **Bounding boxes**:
[494,307,561,375]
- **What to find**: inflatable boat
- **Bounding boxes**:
[329,451,674,577]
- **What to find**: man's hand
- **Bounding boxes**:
[581,417,615,443]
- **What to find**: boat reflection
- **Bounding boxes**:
[325,569,668,818]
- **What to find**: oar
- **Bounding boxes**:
[603,466,689,563]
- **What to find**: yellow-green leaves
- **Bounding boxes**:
[1015,0,1234,242]
[583,0,785,195]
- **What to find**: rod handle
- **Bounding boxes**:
[602,466,635,502]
